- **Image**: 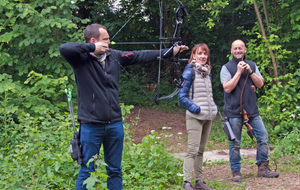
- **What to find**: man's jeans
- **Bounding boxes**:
[75,121,124,190]
[229,116,269,171]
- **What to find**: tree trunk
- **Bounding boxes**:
[253,0,278,83]
[262,0,270,33]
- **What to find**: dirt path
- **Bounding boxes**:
[126,106,188,152]
[126,106,300,190]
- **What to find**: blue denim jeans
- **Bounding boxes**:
[228,115,269,171]
[75,121,124,190]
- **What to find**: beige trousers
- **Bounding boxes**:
[183,115,212,182]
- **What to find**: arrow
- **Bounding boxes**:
[110,41,172,45]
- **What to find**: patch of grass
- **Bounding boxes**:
[205,140,216,150]
[203,159,229,167]
[276,154,300,174]
[206,180,234,190]
[241,155,256,165]
[205,140,229,151]
[166,178,234,190]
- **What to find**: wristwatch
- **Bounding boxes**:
[249,71,254,75]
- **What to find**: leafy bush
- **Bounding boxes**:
[0,73,78,189]
[273,127,300,156]
[122,131,183,189]
[1,72,183,189]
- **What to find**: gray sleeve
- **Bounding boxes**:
[220,65,232,84]
[254,64,262,77]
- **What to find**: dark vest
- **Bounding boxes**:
[223,56,259,118]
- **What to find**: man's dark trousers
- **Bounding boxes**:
[75,121,124,190]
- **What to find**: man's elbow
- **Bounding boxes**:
[257,77,264,87]
[222,83,232,93]
[223,85,233,93]
[224,88,232,94]
[257,81,264,88]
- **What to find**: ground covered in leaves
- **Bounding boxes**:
[126,106,300,190]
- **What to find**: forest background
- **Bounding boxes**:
[0,0,299,189]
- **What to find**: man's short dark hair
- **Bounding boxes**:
[84,24,107,43]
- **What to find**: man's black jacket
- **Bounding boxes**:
[59,42,173,124]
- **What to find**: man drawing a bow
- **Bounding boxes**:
[59,24,188,190]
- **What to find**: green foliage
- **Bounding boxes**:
[83,154,108,190]
[0,0,84,87]
[204,180,233,190]
[1,73,185,189]
[258,69,300,141]
[122,131,183,189]
[0,111,78,189]
[0,73,79,189]
[209,117,228,142]
[0,71,69,119]
[1,0,300,188]
[273,128,300,156]
[119,69,153,106]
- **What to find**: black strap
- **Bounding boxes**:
[187,67,195,99]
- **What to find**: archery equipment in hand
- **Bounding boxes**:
[242,109,254,139]
[65,87,82,165]
[110,0,189,105]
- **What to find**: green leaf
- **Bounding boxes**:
[5,11,14,18]
[54,163,61,172]
[83,175,101,189]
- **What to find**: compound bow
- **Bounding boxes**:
[111,0,189,105]
[153,1,189,104]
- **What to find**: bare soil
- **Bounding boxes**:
[126,106,300,190]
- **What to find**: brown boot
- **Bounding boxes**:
[195,180,215,190]
[231,170,242,182]
[183,182,194,190]
[257,160,279,178]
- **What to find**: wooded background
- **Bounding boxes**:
[1,1,299,189]
[1,0,299,105]
[1,0,299,131]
